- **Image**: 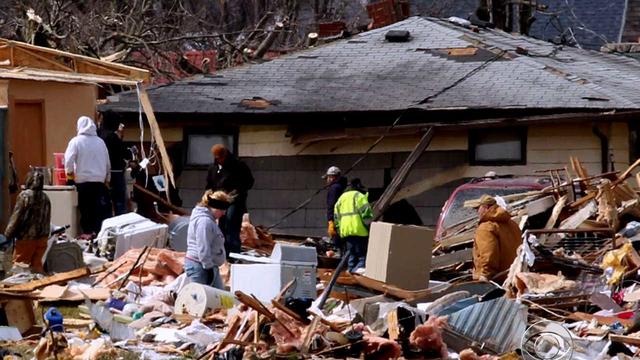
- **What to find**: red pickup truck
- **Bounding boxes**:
[434,176,552,242]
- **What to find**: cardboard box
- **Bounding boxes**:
[365,221,433,290]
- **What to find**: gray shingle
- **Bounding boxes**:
[102,16,640,116]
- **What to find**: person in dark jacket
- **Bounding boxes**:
[5,170,51,273]
[100,117,132,216]
[323,166,347,254]
[206,144,254,257]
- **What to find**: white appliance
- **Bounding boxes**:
[230,243,318,302]
[97,213,168,259]
[43,185,79,238]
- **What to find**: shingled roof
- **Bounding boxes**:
[101,16,640,115]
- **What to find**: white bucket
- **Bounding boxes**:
[174,283,237,317]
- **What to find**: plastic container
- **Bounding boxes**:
[53,153,65,169]
[174,283,237,317]
[44,307,64,332]
[53,169,66,186]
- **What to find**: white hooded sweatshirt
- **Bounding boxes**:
[64,116,111,183]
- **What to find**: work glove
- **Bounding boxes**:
[328,220,337,238]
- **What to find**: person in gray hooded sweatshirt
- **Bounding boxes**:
[64,116,111,235]
[184,190,231,289]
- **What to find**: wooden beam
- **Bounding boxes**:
[0,38,149,81]
[132,183,187,216]
[432,248,473,270]
[373,127,434,219]
[139,88,176,193]
[14,47,74,72]
[3,267,90,292]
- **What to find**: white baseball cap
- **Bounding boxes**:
[322,166,342,178]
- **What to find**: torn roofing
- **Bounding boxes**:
[100,16,640,116]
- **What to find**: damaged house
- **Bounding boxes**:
[101,16,640,236]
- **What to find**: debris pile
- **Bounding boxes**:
[6,156,640,359]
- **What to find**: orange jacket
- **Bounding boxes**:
[473,205,521,280]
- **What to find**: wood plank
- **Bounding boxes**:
[610,334,640,346]
[560,200,597,229]
[3,267,90,292]
[373,127,435,220]
[525,195,556,217]
[432,249,473,270]
[387,309,400,341]
[139,88,176,194]
[438,231,475,249]
[350,274,432,302]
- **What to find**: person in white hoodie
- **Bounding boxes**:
[184,190,231,290]
[64,116,112,235]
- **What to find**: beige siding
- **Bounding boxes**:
[527,122,629,175]
[8,79,97,166]
[238,122,630,176]
[610,122,630,171]
[123,126,183,143]
[238,125,467,157]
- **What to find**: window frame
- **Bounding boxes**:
[183,127,238,169]
[468,127,527,166]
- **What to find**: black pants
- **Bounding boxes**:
[77,182,112,234]
[110,171,127,216]
[219,199,246,258]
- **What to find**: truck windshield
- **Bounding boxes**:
[441,187,535,229]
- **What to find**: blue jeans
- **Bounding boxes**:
[344,236,368,272]
[184,258,224,290]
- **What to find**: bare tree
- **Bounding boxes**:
[0,0,359,83]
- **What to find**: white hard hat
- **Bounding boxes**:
[322,166,341,178]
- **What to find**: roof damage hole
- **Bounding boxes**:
[418,46,506,62]
[582,96,610,102]
[237,97,281,109]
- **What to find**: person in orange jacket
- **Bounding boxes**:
[472,195,521,282]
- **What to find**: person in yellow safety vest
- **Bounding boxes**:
[334,178,373,273]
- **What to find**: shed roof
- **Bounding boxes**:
[0,38,149,85]
[101,16,640,115]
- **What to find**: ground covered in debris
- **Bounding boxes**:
[5,156,640,359]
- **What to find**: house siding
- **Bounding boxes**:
[174,121,630,236]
